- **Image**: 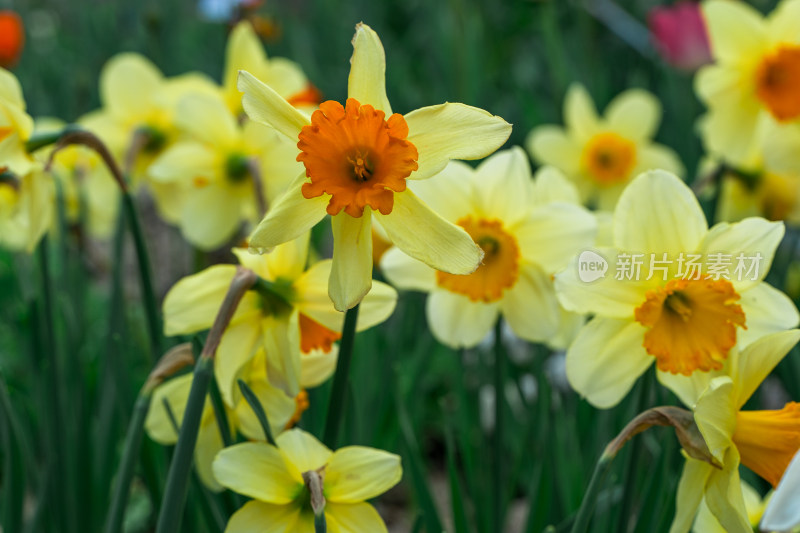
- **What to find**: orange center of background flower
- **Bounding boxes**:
[284,390,310,430]
[299,313,341,354]
[581,132,636,186]
[297,98,419,218]
[634,277,746,375]
[0,11,24,69]
[755,45,800,122]
[436,217,519,302]
[733,402,800,487]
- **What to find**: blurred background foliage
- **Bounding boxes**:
[1,0,798,532]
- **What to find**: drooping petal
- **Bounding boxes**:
[326,502,388,533]
[238,70,310,140]
[275,428,333,473]
[472,146,533,222]
[613,170,708,255]
[426,290,499,349]
[248,172,329,253]
[500,263,560,343]
[565,317,651,409]
[225,500,305,533]
[694,376,737,465]
[525,126,582,176]
[325,447,402,503]
[375,190,482,275]
[605,89,662,141]
[347,23,391,114]
[564,84,600,142]
[514,203,597,273]
[704,447,752,533]
[379,247,437,293]
[329,212,373,311]
[729,329,800,409]
[404,103,512,181]
[737,283,800,348]
[701,0,767,64]
[668,458,713,533]
[213,442,301,503]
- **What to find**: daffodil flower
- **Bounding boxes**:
[693,480,767,532]
[239,23,512,311]
[761,449,800,532]
[213,428,402,532]
[526,84,683,210]
[0,169,52,252]
[381,147,596,348]
[555,170,799,408]
[695,0,800,169]
[0,67,35,176]
[144,351,297,491]
[668,329,800,533]
[162,232,397,402]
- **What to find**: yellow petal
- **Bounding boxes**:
[515,203,597,273]
[175,92,239,147]
[195,417,224,492]
[426,290,499,348]
[375,190,482,275]
[238,70,310,141]
[145,374,195,444]
[264,232,310,282]
[564,84,600,142]
[737,283,799,348]
[225,500,305,533]
[657,368,718,410]
[634,144,685,178]
[499,264,560,343]
[275,428,333,473]
[472,146,533,223]
[223,21,268,111]
[325,446,402,503]
[669,458,713,533]
[248,172,328,253]
[327,502,388,533]
[526,125,581,175]
[379,247,437,293]
[694,376,736,465]
[405,161,473,222]
[215,319,263,406]
[262,314,302,397]
[234,378,296,440]
[605,89,661,141]
[565,317,651,409]
[704,447,751,533]
[531,166,581,205]
[300,345,339,388]
[213,442,301,503]
[347,23,391,114]
[702,0,766,64]
[0,68,26,109]
[148,141,217,184]
[100,53,162,121]
[329,212,373,311]
[181,185,243,251]
[729,329,800,409]
[613,170,708,255]
[404,103,512,180]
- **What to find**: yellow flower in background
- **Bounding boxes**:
[715,168,800,226]
[695,0,800,168]
[555,170,799,408]
[381,147,596,348]
[526,84,683,210]
[144,352,297,491]
[222,20,319,117]
[693,480,767,532]
[162,232,397,403]
[0,67,35,177]
[240,23,512,311]
[149,91,302,250]
[0,169,52,252]
[213,428,402,532]
[668,330,800,533]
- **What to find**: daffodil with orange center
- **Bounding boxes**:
[555,170,799,408]
[162,232,397,405]
[380,147,596,348]
[239,23,512,311]
[0,67,35,177]
[694,0,800,168]
[666,330,800,533]
[526,84,683,209]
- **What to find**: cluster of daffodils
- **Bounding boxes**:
[3,2,800,532]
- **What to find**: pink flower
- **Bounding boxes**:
[648,1,712,71]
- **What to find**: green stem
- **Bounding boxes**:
[102,392,152,533]
[493,320,506,533]
[322,304,360,448]
[155,268,257,533]
[314,513,327,533]
[24,126,78,153]
[570,454,616,533]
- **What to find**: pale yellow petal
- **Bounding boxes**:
[694,376,736,465]
[657,369,718,410]
[704,447,751,533]
[300,346,338,389]
[531,166,581,205]
[729,329,800,409]
[181,185,243,251]
[325,446,402,503]
[147,141,217,184]
[500,263,560,343]
[248,172,328,253]
[426,290,499,348]
[514,203,597,273]
[564,84,600,142]
[405,103,512,180]
[375,190,482,275]
[262,314,302,397]
[526,125,581,175]
[379,247,437,293]
[260,232,311,282]
[737,283,799,348]
[565,317,651,409]
[669,458,713,533]
[235,379,296,440]
[215,319,263,406]
[613,170,707,255]
[195,418,224,492]
[100,53,162,121]
[213,442,300,503]
[405,160,473,222]
[326,502,388,533]
[225,500,305,533]
[238,70,310,140]
[634,143,685,178]
[605,89,661,141]
[145,374,194,444]
[223,21,268,110]
[0,68,25,109]
[472,146,533,223]
[329,212,373,311]
[347,23,391,114]
[275,428,333,473]
[702,0,767,63]
[175,92,239,147]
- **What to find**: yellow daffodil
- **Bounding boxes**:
[761,449,800,532]
[555,169,799,408]
[0,67,35,176]
[240,23,512,311]
[716,169,800,225]
[381,148,596,348]
[162,232,397,402]
[149,91,302,250]
[526,84,683,210]
[145,352,297,491]
[222,20,319,118]
[0,169,52,252]
[693,480,767,532]
[695,0,800,168]
[669,330,800,533]
[213,428,402,532]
